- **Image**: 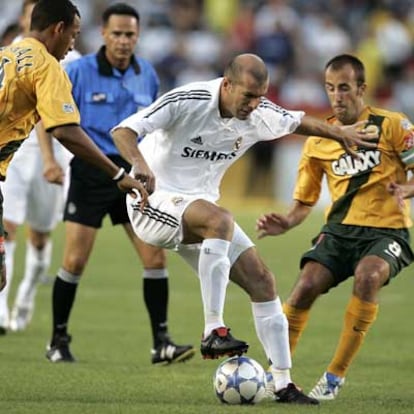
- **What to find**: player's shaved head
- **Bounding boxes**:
[224,54,269,86]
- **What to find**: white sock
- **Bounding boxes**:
[251,298,292,390]
[142,268,168,279]
[0,240,16,327]
[199,238,231,337]
[14,240,52,309]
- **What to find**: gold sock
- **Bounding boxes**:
[327,295,378,378]
[283,302,310,355]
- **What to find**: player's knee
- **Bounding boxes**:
[288,275,323,307]
[205,207,234,239]
[354,270,385,297]
[138,247,166,268]
[62,254,87,275]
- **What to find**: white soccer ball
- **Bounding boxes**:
[213,356,267,404]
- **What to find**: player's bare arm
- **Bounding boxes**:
[295,116,378,156]
[35,121,65,185]
[51,124,148,203]
[256,201,313,239]
[112,126,155,194]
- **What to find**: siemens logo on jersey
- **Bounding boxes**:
[181,146,237,161]
[332,150,381,176]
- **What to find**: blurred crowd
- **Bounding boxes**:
[1,0,413,198]
[2,0,413,117]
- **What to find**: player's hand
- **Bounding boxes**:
[43,160,65,185]
[116,175,148,210]
[387,182,413,211]
[256,213,290,239]
[131,164,155,195]
[339,121,379,157]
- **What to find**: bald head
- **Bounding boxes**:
[220,54,269,120]
[224,54,269,86]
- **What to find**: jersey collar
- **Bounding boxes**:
[96,46,141,76]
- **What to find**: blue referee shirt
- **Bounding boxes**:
[66,46,159,156]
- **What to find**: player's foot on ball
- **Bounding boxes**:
[200,327,249,359]
[151,335,195,365]
[275,383,319,405]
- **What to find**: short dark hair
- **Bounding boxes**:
[325,54,366,86]
[102,3,140,26]
[30,0,80,31]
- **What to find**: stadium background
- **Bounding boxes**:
[1,0,413,205]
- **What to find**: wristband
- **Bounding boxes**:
[112,167,126,182]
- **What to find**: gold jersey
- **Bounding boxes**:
[294,106,414,229]
[0,37,80,178]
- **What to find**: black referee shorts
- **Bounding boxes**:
[63,155,131,228]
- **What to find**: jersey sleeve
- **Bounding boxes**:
[393,114,414,170]
[257,97,305,140]
[34,58,80,131]
[113,86,183,137]
[293,140,324,205]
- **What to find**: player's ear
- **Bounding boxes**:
[53,21,66,36]
[358,82,367,97]
[222,77,233,91]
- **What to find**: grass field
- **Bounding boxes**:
[1,200,413,413]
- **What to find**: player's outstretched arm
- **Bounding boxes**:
[256,201,313,239]
[295,115,378,156]
[51,124,148,204]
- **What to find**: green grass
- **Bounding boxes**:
[1,202,414,413]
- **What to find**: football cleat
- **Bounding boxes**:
[151,336,195,365]
[46,333,76,363]
[308,372,345,400]
[200,327,249,359]
[276,383,320,405]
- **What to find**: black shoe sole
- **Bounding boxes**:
[201,344,249,360]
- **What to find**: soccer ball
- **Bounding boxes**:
[213,356,267,404]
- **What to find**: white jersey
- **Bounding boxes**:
[116,78,304,202]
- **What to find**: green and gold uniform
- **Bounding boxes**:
[0,37,80,180]
[295,106,414,284]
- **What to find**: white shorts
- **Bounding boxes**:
[2,134,71,232]
[126,189,254,263]
[126,190,200,249]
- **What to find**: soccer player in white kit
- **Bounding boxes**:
[111,54,376,404]
[0,0,80,332]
